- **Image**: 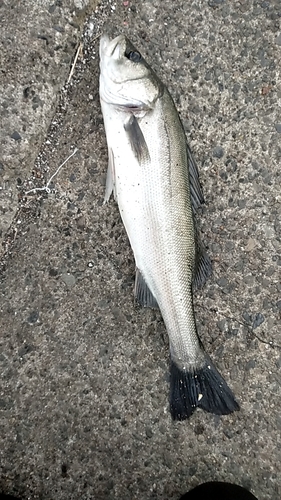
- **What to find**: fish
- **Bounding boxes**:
[99,33,239,420]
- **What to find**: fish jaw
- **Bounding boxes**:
[99,34,125,59]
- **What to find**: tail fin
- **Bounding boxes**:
[170,357,239,421]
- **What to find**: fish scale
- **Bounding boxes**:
[99,33,239,420]
[113,96,198,366]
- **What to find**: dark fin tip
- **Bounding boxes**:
[170,358,239,421]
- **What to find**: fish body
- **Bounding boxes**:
[99,34,239,420]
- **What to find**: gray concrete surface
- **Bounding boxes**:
[0,0,98,245]
[0,0,281,499]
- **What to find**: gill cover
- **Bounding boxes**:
[99,34,163,110]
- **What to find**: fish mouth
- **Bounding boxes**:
[100,34,125,59]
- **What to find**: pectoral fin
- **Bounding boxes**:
[124,114,150,163]
[187,144,205,211]
[134,268,158,308]
[104,147,116,203]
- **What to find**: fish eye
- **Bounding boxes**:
[125,50,142,63]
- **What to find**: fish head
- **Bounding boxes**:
[99,34,163,112]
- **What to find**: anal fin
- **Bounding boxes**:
[193,242,212,290]
[192,214,212,289]
[134,268,158,308]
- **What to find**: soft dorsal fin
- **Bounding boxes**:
[134,268,159,308]
[187,144,211,288]
[193,225,212,290]
[187,144,205,212]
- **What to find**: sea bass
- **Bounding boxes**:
[99,34,239,420]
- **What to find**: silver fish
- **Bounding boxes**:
[99,34,239,420]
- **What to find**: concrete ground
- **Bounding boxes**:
[0,0,281,499]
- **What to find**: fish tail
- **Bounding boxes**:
[170,356,239,421]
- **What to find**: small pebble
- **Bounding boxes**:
[275,34,281,46]
[275,356,281,369]
[53,25,64,33]
[61,273,76,287]
[242,312,252,324]
[11,131,21,141]
[245,359,257,371]
[252,313,265,329]
[212,146,224,158]
[145,427,153,438]
[245,238,257,252]
[217,277,228,287]
[27,310,39,324]
[217,319,227,332]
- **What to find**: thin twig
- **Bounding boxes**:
[224,314,281,350]
[199,303,281,350]
[25,148,78,195]
[67,43,83,84]
[67,33,101,84]
[91,33,102,43]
